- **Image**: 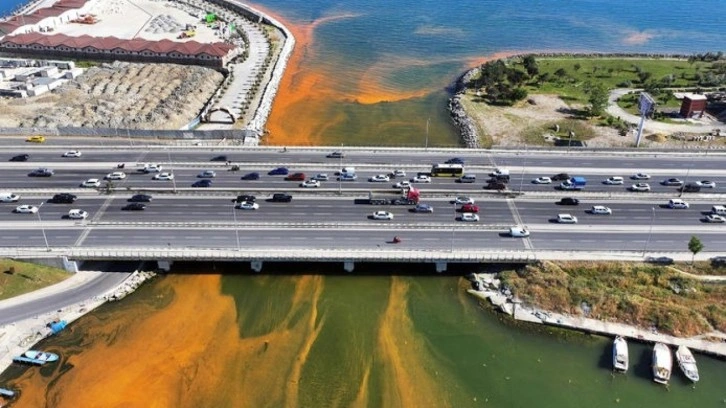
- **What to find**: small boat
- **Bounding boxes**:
[13,350,59,366]
[675,345,699,382]
[612,336,629,372]
[0,387,15,398]
[652,343,672,385]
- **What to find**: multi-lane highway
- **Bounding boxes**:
[2,138,726,255]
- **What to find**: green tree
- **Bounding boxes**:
[688,236,703,264]
[585,82,608,117]
[522,55,539,77]
[573,63,581,72]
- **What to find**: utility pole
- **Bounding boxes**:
[518,144,527,194]
[232,203,240,251]
[425,117,430,150]
[37,202,50,251]
[643,207,655,256]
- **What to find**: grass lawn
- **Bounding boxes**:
[500,261,726,337]
[0,259,71,301]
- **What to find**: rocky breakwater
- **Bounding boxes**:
[448,67,481,148]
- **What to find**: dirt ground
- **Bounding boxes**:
[0,62,223,129]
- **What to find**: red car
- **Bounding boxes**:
[285,172,306,181]
[460,203,479,213]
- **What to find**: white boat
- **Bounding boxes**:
[612,336,629,372]
[652,343,672,384]
[675,345,699,382]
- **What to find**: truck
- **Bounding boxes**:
[365,187,420,205]
[558,176,586,190]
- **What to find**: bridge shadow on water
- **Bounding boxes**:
[80,260,147,273]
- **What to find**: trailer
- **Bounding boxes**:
[366,187,420,205]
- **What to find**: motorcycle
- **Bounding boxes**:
[392,236,402,244]
[117,163,125,169]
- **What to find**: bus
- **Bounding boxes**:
[430,163,464,177]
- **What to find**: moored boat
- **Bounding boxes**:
[652,343,672,384]
[612,336,628,372]
[13,350,59,366]
[675,345,699,382]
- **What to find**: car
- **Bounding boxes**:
[484,182,507,190]
[369,174,390,183]
[590,205,612,215]
[371,211,394,220]
[391,169,406,178]
[445,157,464,164]
[129,194,153,202]
[0,193,20,203]
[235,194,256,203]
[105,172,127,180]
[211,155,228,162]
[488,174,510,183]
[142,164,162,173]
[457,174,477,183]
[460,203,480,213]
[268,167,289,176]
[646,256,674,265]
[556,213,578,224]
[62,150,82,158]
[26,135,45,143]
[122,203,146,211]
[557,197,580,206]
[300,180,320,188]
[285,172,306,181]
[393,180,411,188]
[551,173,570,181]
[10,154,29,162]
[241,172,261,180]
[80,178,101,188]
[455,196,474,205]
[532,177,552,184]
[326,151,345,158]
[704,214,726,223]
[679,183,701,193]
[413,203,434,213]
[338,173,358,181]
[153,172,175,181]
[198,170,217,178]
[28,168,54,177]
[49,193,77,204]
[270,193,293,202]
[411,175,431,183]
[509,226,530,237]
[459,213,479,222]
[603,176,624,185]
[667,198,689,209]
[192,179,212,188]
[631,173,650,180]
[661,178,684,186]
[629,183,651,192]
[14,205,38,214]
[695,180,716,188]
[313,173,329,181]
[67,209,88,219]
[235,201,259,210]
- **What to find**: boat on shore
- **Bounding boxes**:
[0,387,15,398]
[612,336,628,372]
[13,350,59,366]
[676,345,699,382]
[652,343,672,384]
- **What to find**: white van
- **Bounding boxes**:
[490,168,509,177]
[711,205,726,215]
[0,192,20,203]
[341,167,356,176]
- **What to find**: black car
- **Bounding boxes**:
[28,168,54,177]
[129,194,153,202]
[241,172,260,180]
[445,157,464,165]
[270,193,293,202]
[487,175,510,183]
[557,197,580,205]
[326,152,345,159]
[235,194,256,203]
[679,183,701,193]
[49,193,77,204]
[192,179,213,188]
[484,182,507,190]
[122,203,146,211]
[10,154,29,162]
[552,173,570,181]
[211,155,228,162]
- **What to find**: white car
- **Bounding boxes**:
[300,180,320,188]
[62,150,82,158]
[556,213,578,224]
[460,213,479,222]
[198,170,216,178]
[532,177,552,184]
[80,178,101,188]
[153,172,175,181]
[411,175,431,183]
[371,211,394,220]
[369,174,390,182]
[14,205,38,214]
[695,180,716,188]
[105,172,127,180]
[704,214,726,223]
[142,164,162,173]
[68,209,88,219]
[235,201,259,210]
[455,196,475,205]
[509,226,530,237]
[667,199,689,209]
[630,183,651,192]
[603,176,624,185]
[590,205,612,215]
[631,173,651,180]
[394,181,411,189]
[392,169,406,178]
[313,173,329,181]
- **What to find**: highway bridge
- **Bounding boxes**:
[1,136,725,272]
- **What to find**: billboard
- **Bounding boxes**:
[638,92,656,117]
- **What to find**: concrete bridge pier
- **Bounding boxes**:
[435,261,448,273]
[251,260,263,272]
[157,260,173,272]
[343,260,355,273]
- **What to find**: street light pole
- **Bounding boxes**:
[451,205,456,252]
[338,143,343,195]
[37,202,50,251]
[232,203,240,251]
[425,117,430,150]
[679,155,695,198]
[519,144,527,194]
[168,150,177,193]
[643,207,655,256]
